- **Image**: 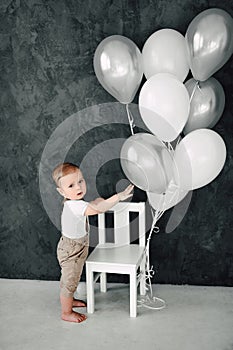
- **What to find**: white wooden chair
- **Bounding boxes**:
[85,202,146,317]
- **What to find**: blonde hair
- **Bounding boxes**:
[52,162,80,187]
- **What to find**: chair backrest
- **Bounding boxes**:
[98,202,146,247]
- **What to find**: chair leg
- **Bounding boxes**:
[140,255,146,296]
[130,271,137,317]
[100,272,107,293]
[86,264,94,314]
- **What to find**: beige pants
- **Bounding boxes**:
[57,234,89,298]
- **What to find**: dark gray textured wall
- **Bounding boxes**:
[0,0,233,285]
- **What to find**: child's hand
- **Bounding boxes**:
[117,184,134,201]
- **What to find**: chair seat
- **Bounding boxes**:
[86,244,145,267]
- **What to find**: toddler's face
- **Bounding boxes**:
[57,170,87,200]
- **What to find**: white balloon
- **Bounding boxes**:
[142,29,189,82]
[139,74,190,142]
[147,180,189,211]
[174,129,227,190]
[120,133,174,193]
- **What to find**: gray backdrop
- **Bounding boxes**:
[0,0,232,285]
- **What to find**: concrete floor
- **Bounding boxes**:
[0,279,233,350]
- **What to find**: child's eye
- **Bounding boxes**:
[69,184,73,188]
[79,179,83,184]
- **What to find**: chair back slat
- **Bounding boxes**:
[97,202,146,247]
[98,213,106,244]
[114,209,130,245]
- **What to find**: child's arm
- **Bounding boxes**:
[84,184,134,216]
[90,197,105,205]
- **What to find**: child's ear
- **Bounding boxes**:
[56,187,64,197]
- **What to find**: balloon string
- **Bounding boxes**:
[143,195,165,298]
[142,176,178,304]
[174,136,181,148]
[197,82,202,94]
[189,80,199,103]
[164,180,180,211]
[126,104,135,135]
[137,185,168,310]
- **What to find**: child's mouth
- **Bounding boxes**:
[77,192,82,196]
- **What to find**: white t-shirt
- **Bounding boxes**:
[61,200,89,239]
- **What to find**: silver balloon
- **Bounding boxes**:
[185,8,233,81]
[184,77,225,134]
[120,133,174,194]
[94,35,143,104]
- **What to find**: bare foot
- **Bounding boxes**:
[61,311,87,323]
[73,298,87,308]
